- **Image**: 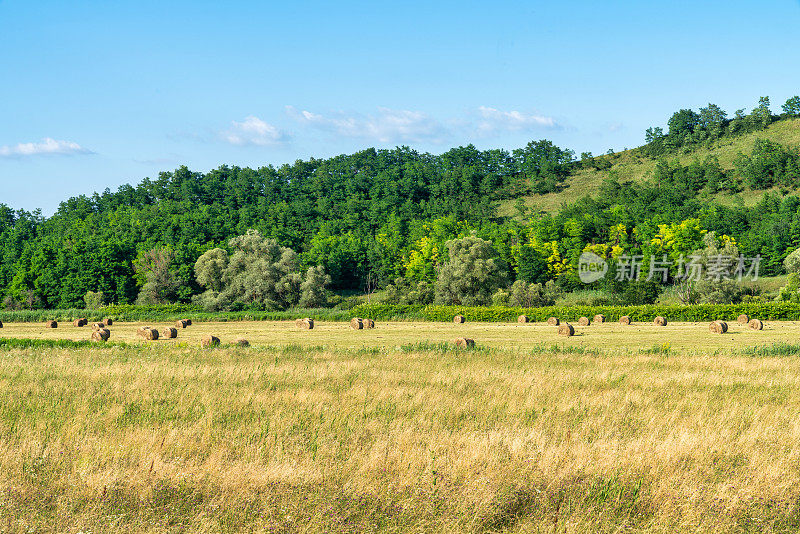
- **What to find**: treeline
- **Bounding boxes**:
[1,95,800,310]
[642,95,800,156]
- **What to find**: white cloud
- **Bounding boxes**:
[287,106,449,144]
[222,116,288,146]
[0,138,93,158]
[474,106,558,136]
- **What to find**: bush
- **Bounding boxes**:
[83,291,105,309]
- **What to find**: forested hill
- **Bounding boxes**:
[2,96,800,309]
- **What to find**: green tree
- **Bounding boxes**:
[782,96,800,117]
[667,109,699,142]
[434,235,509,305]
[194,230,303,310]
[749,96,772,130]
[133,247,179,305]
[299,266,331,308]
[517,244,549,284]
[698,103,727,140]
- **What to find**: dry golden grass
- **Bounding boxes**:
[3,321,800,532]
[1,319,798,351]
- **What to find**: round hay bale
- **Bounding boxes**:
[185,319,192,326]
[200,335,220,348]
[44,320,57,329]
[234,338,250,347]
[160,327,178,339]
[453,315,466,324]
[73,318,87,327]
[547,317,560,326]
[737,314,750,325]
[141,328,159,341]
[0,320,3,328]
[91,328,110,342]
[593,314,606,324]
[295,317,314,329]
[103,318,113,326]
[453,337,475,348]
[619,315,631,325]
[709,321,728,334]
[176,319,189,329]
[578,316,590,326]
[91,322,105,331]
[517,315,530,324]
[748,319,764,330]
[350,318,364,330]
[653,316,667,327]
[558,323,575,337]
[136,327,157,340]
[363,318,375,329]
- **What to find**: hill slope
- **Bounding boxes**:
[500,117,800,216]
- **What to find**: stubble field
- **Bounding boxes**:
[2,319,800,532]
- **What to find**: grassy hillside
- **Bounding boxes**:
[500,117,800,216]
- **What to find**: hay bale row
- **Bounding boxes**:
[91,328,111,342]
[709,320,728,334]
[73,318,88,327]
[578,316,591,326]
[453,337,475,348]
[653,316,667,326]
[453,315,466,324]
[517,315,529,324]
[619,316,631,325]
[558,323,575,337]
[547,317,560,326]
[295,317,314,329]
[44,320,57,328]
[200,335,220,348]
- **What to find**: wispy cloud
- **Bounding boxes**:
[222,116,289,146]
[0,138,93,158]
[474,106,559,136]
[287,106,449,144]
[286,105,559,145]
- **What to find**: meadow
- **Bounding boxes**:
[3,319,800,532]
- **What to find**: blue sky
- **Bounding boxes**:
[1,0,799,214]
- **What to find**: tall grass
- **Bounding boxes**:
[4,341,800,531]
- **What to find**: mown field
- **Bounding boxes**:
[3,320,800,532]
[0,318,797,350]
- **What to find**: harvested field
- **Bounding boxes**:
[2,320,800,532]
[0,319,791,351]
